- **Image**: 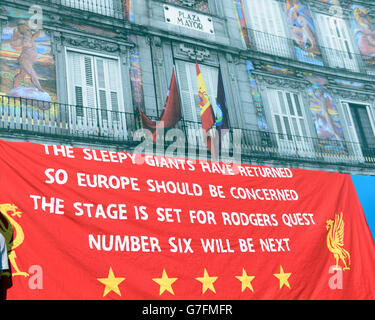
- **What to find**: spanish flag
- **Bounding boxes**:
[196,61,216,156]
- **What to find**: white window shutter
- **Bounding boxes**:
[366,105,375,137]
[176,60,197,123]
[95,58,107,121]
[341,102,364,159]
[107,59,121,114]
[268,89,312,154]
[82,55,97,125]
[245,0,290,57]
[317,14,358,72]
[67,51,125,136]
[67,52,97,121]
[68,52,83,115]
[342,103,358,142]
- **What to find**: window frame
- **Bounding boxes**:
[315,13,359,72]
[64,47,126,134]
[175,59,219,124]
[242,0,293,58]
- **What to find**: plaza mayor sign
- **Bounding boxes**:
[163,4,215,34]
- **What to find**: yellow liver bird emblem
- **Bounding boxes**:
[326,212,351,271]
[0,204,29,277]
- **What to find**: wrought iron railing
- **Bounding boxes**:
[0,95,374,167]
[248,29,369,74]
[37,0,124,19]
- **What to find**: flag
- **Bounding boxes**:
[215,69,230,152]
[196,61,216,157]
[2,139,375,300]
[139,68,182,142]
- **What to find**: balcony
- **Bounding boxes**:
[39,0,124,19]
[0,95,374,169]
[248,29,368,74]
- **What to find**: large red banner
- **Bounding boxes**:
[0,139,374,299]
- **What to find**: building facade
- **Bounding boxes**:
[1,0,375,174]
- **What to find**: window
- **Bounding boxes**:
[175,60,218,146]
[316,14,359,72]
[342,102,375,160]
[66,50,124,136]
[175,60,218,123]
[61,0,117,17]
[268,89,313,156]
[244,0,292,58]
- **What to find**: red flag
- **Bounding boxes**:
[196,61,216,158]
[139,69,182,142]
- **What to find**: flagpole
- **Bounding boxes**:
[149,36,160,119]
[170,43,188,145]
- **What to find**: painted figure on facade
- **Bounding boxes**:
[352,5,375,66]
[0,6,56,104]
[311,85,340,140]
[305,75,344,148]
[286,0,323,66]
[293,10,319,56]
[11,20,44,92]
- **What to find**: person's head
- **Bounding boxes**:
[314,87,324,99]
[17,20,31,35]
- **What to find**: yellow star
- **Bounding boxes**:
[235,268,255,292]
[195,268,218,294]
[273,265,291,289]
[97,267,125,297]
[152,269,178,296]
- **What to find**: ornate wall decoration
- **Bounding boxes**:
[246,60,269,132]
[166,0,209,13]
[178,43,210,62]
[63,35,120,53]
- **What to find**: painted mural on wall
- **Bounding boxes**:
[317,0,339,4]
[233,0,250,48]
[286,0,324,66]
[123,0,134,22]
[261,64,295,76]
[0,6,56,106]
[129,35,145,126]
[351,5,375,67]
[246,61,269,132]
[305,74,345,150]
[166,0,209,13]
[333,79,365,90]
